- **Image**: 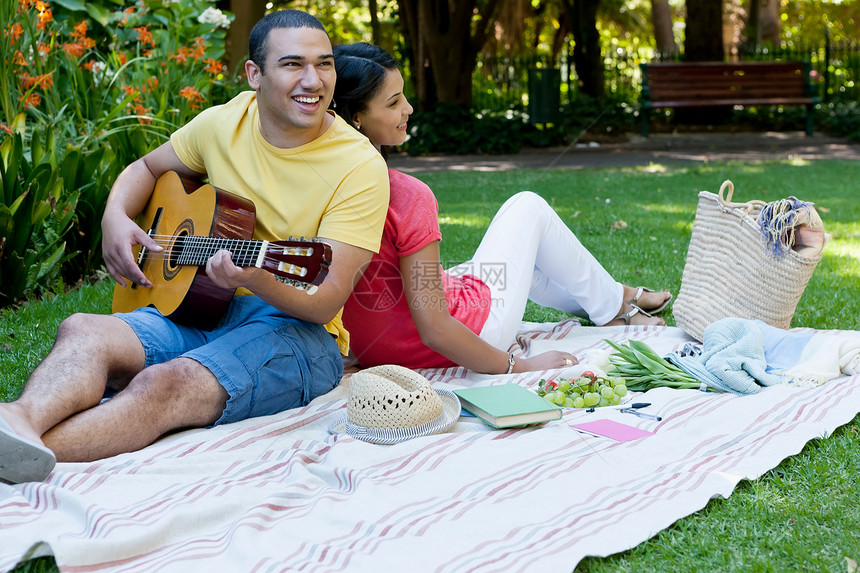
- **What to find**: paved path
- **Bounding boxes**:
[388,131,860,173]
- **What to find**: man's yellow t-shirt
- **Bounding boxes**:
[170,91,389,354]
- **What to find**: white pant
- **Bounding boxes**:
[447,191,623,350]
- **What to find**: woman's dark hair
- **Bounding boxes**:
[249,10,327,73]
[332,42,399,130]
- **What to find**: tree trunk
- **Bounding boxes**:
[218,0,267,76]
[651,0,678,58]
[681,0,729,124]
[759,0,781,45]
[684,0,725,61]
[745,0,761,48]
[368,0,381,45]
[397,0,435,110]
[562,0,605,98]
[398,0,501,108]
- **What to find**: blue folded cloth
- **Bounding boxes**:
[665,318,785,395]
[668,318,860,395]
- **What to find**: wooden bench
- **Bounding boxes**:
[639,61,818,136]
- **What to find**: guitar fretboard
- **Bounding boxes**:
[175,236,263,268]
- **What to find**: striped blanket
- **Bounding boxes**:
[2,320,860,572]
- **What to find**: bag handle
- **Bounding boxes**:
[717,180,767,217]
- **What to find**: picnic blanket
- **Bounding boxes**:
[2,319,860,573]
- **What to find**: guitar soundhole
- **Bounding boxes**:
[164,219,194,280]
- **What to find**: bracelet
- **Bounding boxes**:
[506,353,516,375]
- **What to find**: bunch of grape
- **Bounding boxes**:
[537,371,628,409]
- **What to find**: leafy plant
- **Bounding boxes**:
[0,0,240,298]
[0,133,79,305]
[819,100,860,142]
[605,338,710,391]
[406,103,525,155]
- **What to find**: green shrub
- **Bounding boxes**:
[0,0,240,302]
[0,134,79,305]
[404,94,639,156]
[818,101,860,141]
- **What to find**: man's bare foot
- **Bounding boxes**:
[623,286,672,314]
[606,303,666,327]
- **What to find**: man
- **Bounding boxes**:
[0,10,389,483]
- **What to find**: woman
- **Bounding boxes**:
[334,43,671,375]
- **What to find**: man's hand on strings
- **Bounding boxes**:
[205,250,267,290]
[102,212,163,288]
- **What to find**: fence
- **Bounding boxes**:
[472,36,860,113]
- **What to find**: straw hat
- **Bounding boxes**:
[328,365,460,444]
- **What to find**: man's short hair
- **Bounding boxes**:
[249,10,328,73]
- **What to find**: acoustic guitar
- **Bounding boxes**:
[112,171,332,329]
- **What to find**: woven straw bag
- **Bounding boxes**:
[673,181,823,341]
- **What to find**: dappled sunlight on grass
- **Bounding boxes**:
[640,202,697,214]
[821,244,860,279]
[437,214,490,228]
[640,163,670,173]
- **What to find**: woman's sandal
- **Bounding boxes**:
[628,287,672,315]
[612,304,655,325]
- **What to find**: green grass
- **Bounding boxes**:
[3,159,859,573]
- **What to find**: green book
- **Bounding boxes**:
[453,384,562,429]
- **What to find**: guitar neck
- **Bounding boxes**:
[175,236,265,268]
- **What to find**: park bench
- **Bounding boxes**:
[639,61,818,136]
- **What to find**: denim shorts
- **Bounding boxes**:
[116,295,342,425]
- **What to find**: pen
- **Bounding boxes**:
[620,408,662,421]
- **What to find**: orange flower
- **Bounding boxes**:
[117,6,135,27]
[37,42,49,56]
[203,58,224,76]
[135,26,154,47]
[129,103,152,125]
[170,47,189,64]
[12,50,27,67]
[35,0,53,30]
[178,86,204,109]
[20,92,42,109]
[71,21,88,39]
[20,71,54,89]
[191,37,206,61]
[0,123,12,135]
[9,23,24,44]
[19,0,36,9]
[117,52,128,65]
[62,42,86,58]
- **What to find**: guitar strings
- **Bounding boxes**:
[135,234,313,272]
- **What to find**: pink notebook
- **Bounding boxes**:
[570,419,655,442]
